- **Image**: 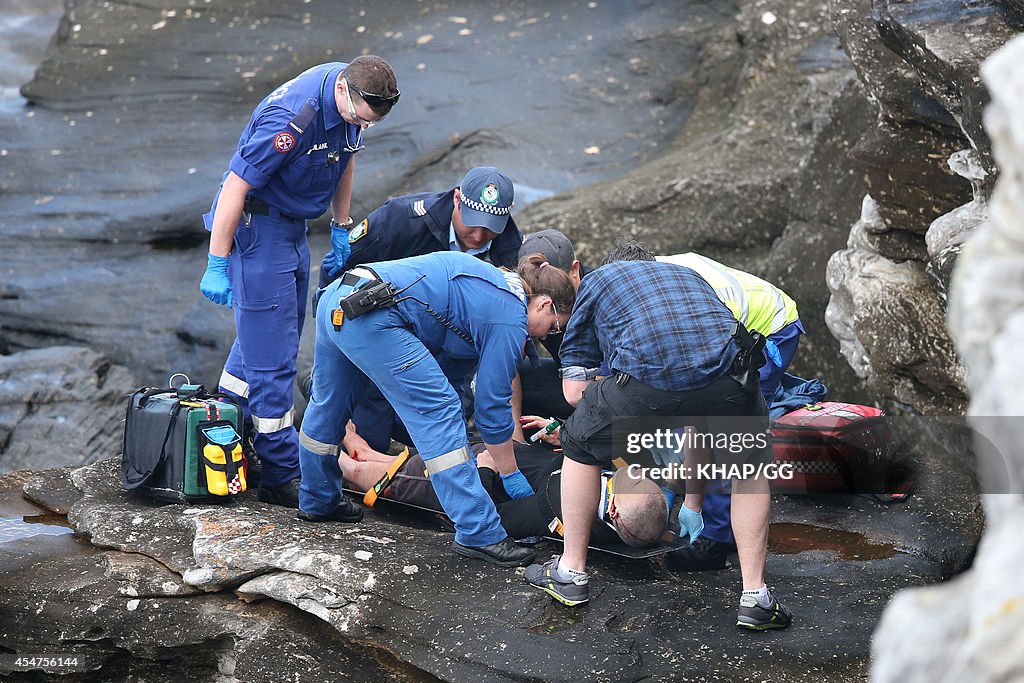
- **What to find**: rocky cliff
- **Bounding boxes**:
[519,0,874,401]
[871,32,1024,683]
[825,0,1019,415]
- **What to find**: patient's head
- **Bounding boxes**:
[606,468,669,547]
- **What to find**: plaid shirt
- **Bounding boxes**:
[560,261,740,391]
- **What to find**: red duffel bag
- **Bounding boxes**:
[769,402,909,497]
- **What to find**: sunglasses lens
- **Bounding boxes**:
[356,89,400,109]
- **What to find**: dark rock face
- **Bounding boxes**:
[825,0,1017,414]
[519,0,873,400]
[0,455,982,682]
[0,346,135,473]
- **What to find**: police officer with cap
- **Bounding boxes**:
[198,56,399,508]
[319,166,523,287]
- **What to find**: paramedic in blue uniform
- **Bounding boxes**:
[298,251,576,567]
[312,167,525,453]
[198,57,400,508]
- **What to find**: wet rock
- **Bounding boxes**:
[0,467,432,681]
[872,33,1024,683]
[1,0,723,389]
[0,346,135,473]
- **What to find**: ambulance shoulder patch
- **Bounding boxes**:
[273,131,296,153]
[348,218,369,243]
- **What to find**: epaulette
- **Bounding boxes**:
[287,101,317,135]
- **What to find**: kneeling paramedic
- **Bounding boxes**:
[298,251,576,566]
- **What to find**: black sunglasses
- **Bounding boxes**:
[350,84,401,110]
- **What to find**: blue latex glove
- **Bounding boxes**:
[500,469,534,499]
[764,338,783,367]
[331,224,351,272]
[321,250,341,280]
[199,253,232,307]
[677,505,704,546]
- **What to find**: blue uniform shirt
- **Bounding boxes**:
[225,62,362,219]
[560,261,741,392]
[366,252,527,444]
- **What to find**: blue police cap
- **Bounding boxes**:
[459,166,514,234]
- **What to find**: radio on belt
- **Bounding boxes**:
[340,280,399,319]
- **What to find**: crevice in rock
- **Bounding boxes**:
[175,328,218,350]
[405,129,510,178]
[148,233,208,251]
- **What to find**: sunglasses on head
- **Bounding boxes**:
[349,83,400,110]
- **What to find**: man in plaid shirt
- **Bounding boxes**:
[524,259,792,631]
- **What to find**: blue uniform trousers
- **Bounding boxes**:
[702,319,804,545]
[298,279,507,547]
[219,212,308,487]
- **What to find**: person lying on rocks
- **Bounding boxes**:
[338,423,669,549]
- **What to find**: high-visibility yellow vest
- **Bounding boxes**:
[656,253,799,336]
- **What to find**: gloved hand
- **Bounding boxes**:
[500,469,534,499]
[764,338,783,367]
[677,504,704,546]
[200,253,232,307]
[330,223,351,272]
[322,250,342,280]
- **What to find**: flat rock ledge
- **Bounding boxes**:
[0,454,982,682]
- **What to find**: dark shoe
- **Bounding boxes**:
[666,536,730,572]
[257,477,301,509]
[297,367,313,401]
[524,555,590,606]
[453,537,535,568]
[736,587,792,631]
[297,497,364,523]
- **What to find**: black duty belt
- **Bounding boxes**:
[244,198,298,220]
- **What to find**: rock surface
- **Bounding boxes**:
[0,452,981,682]
[871,33,1024,683]
[0,346,135,473]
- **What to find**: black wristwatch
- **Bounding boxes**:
[330,218,354,230]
